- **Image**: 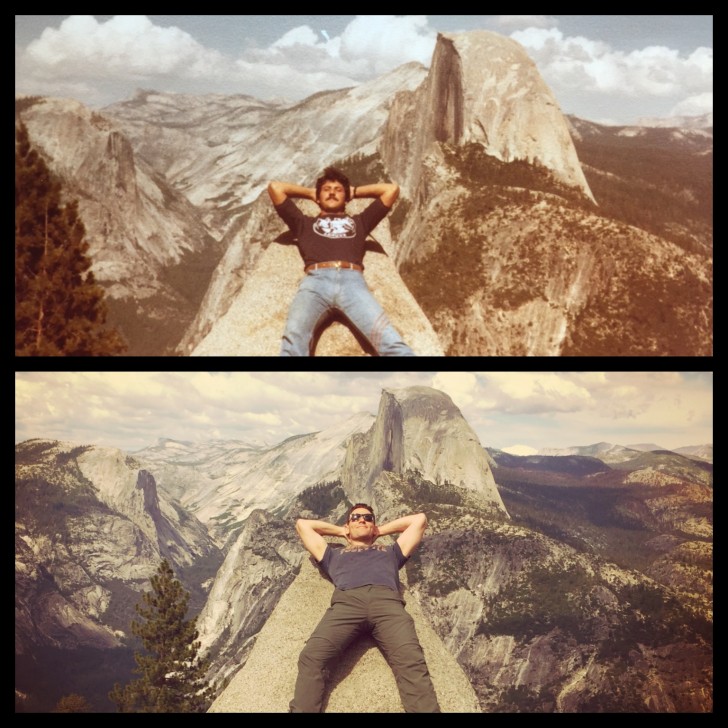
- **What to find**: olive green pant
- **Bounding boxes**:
[290,585,441,713]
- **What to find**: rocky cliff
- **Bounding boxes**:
[15,439,221,656]
[104,64,428,240]
[195,510,303,686]
[208,546,481,712]
[341,386,506,514]
[16,97,221,355]
[134,413,375,547]
[380,32,594,209]
[183,197,445,356]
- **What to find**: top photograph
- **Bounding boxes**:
[15,15,713,357]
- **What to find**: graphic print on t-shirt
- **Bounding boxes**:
[313,215,356,238]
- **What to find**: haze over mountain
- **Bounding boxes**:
[16,387,712,712]
[15,30,712,356]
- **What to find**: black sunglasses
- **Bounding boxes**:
[349,513,375,523]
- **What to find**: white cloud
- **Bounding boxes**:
[16,372,712,454]
[482,372,592,414]
[511,27,713,101]
[431,372,478,408]
[26,15,225,78]
[670,91,713,117]
[16,14,437,105]
[15,15,712,124]
[338,15,436,75]
[271,25,322,49]
[497,16,558,31]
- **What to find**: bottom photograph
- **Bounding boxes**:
[15,371,713,713]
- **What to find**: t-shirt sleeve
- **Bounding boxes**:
[318,544,332,572]
[392,541,409,569]
[274,197,305,237]
[357,198,391,237]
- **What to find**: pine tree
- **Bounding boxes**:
[53,693,93,713]
[15,121,126,355]
[109,559,215,713]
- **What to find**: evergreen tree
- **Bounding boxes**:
[15,121,126,355]
[109,559,215,713]
[53,693,93,713]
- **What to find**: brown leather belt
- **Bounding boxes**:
[305,261,363,273]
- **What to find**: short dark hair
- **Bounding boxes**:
[347,502,375,522]
[316,166,351,202]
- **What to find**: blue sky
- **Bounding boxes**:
[15,15,712,125]
[15,372,713,454]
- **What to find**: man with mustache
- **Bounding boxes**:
[268,167,415,356]
[289,503,440,712]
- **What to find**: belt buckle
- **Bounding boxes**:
[335,261,342,269]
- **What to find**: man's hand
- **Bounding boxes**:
[268,181,316,206]
[295,519,346,562]
[375,513,427,557]
[351,182,399,208]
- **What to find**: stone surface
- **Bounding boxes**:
[208,544,481,713]
[190,199,445,357]
[381,31,594,209]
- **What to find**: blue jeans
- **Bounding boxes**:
[280,269,415,356]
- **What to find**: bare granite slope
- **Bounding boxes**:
[208,542,480,713]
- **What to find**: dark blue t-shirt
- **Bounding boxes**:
[318,542,408,593]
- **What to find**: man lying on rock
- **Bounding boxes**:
[268,167,415,356]
[289,503,440,712]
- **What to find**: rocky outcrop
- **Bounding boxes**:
[341,387,506,515]
[195,386,506,686]
[380,32,595,205]
[195,511,303,686]
[104,64,428,240]
[14,439,220,654]
[185,198,445,356]
[17,97,221,354]
[17,98,219,291]
[208,541,481,713]
[136,414,375,547]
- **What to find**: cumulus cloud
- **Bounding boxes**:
[16,372,712,454]
[511,26,713,101]
[480,373,593,414]
[15,15,712,123]
[25,15,226,78]
[241,15,435,86]
[16,14,437,106]
[338,15,436,75]
[473,372,712,434]
[670,91,713,117]
[431,372,478,408]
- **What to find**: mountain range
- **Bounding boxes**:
[15,386,712,712]
[503,442,713,465]
[15,30,712,356]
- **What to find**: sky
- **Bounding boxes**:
[14,371,712,455]
[15,15,712,126]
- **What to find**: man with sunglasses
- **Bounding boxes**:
[290,503,440,712]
